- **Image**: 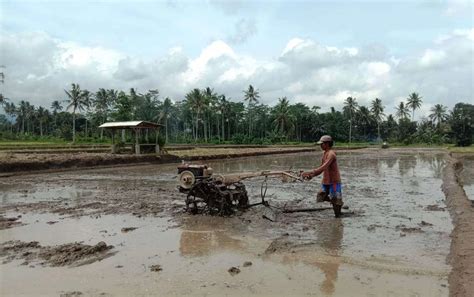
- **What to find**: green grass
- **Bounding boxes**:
[0,140,110,150]
[447,145,474,153]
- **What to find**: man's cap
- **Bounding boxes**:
[317,135,333,144]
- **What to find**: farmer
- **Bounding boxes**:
[301,135,343,217]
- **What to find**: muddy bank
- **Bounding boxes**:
[0,153,180,174]
[0,146,372,175]
[442,155,474,297]
[0,240,115,267]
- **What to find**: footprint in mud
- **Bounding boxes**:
[59,291,83,297]
[395,224,423,233]
[228,266,241,276]
[150,264,162,272]
[424,204,445,211]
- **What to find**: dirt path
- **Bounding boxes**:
[442,154,474,297]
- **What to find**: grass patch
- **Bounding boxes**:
[447,146,474,153]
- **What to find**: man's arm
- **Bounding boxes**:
[301,152,336,180]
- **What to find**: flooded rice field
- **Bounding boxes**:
[458,156,474,203]
[0,149,455,296]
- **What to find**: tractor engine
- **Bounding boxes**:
[177,164,249,215]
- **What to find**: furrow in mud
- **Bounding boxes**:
[442,155,474,297]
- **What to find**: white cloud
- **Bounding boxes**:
[182,40,237,84]
[58,42,123,74]
[419,49,446,67]
[227,18,257,45]
[1,28,472,119]
[209,0,245,15]
[444,0,473,16]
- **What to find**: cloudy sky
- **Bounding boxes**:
[1,0,473,118]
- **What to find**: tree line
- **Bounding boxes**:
[0,85,472,146]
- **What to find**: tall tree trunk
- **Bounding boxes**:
[165,119,168,143]
[204,116,208,143]
[72,110,76,143]
[377,122,381,142]
[349,119,352,145]
[40,122,43,137]
[222,113,225,141]
[195,114,199,142]
[216,116,220,141]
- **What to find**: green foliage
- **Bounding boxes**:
[1,82,470,147]
[450,103,474,147]
[156,134,166,148]
[231,133,247,144]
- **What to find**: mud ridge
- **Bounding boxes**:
[0,240,115,267]
[442,155,474,297]
[0,215,23,230]
[0,146,369,176]
[0,154,180,174]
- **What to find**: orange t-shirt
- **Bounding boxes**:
[314,149,341,184]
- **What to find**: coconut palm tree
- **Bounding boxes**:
[64,83,90,143]
[343,97,358,144]
[406,92,423,121]
[94,88,111,139]
[429,104,448,131]
[17,100,30,134]
[371,98,385,142]
[217,95,229,141]
[4,101,16,133]
[51,100,63,113]
[356,106,375,140]
[107,89,118,107]
[185,88,206,141]
[0,94,7,111]
[94,89,109,121]
[272,97,295,139]
[243,85,260,137]
[81,90,92,137]
[36,106,49,136]
[203,87,217,142]
[159,97,173,143]
[395,102,410,121]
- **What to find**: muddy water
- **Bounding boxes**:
[458,157,474,201]
[0,149,451,296]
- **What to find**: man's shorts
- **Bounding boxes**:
[317,183,343,205]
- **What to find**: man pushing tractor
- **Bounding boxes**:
[177,134,344,218]
[301,135,343,217]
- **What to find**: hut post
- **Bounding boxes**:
[135,128,140,155]
[155,127,160,154]
[111,129,117,154]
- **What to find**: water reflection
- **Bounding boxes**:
[398,155,417,177]
[281,221,344,296]
[314,220,344,296]
[383,157,398,169]
[207,152,322,174]
[179,218,245,257]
